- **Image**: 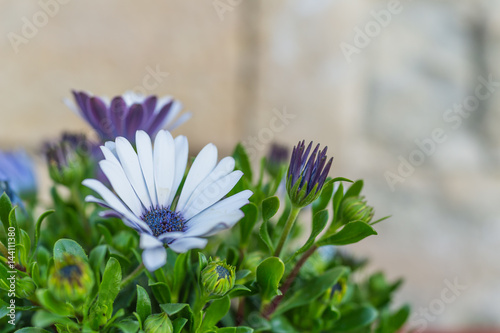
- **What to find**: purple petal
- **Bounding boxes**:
[146,101,173,134]
[89,97,112,140]
[110,97,127,137]
[125,104,145,140]
[142,96,157,125]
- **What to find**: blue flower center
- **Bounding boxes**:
[60,264,82,280]
[142,208,186,237]
[215,265,230,280]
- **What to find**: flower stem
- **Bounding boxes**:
[273,206,301,257]
[263,244,318,318]
[193,290,209,332]
[121,262,145,289]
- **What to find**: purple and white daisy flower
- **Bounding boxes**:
[66,91,191,144]
[83,130,252,271]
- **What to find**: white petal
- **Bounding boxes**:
[182,157,235,210]
[101,145,120,167]
[104,141,118,160]
[184,210,244,238]
[168,237,208,253]
[136,131,157,207]
[153,130,176,207]
[84,192,150,233]
[182,170,244,220]
[99,160,143,216]
[166,112,191,131]
[116,136,152,209]
[166,135,188,207]
[176,143,218,212]
[162,100,183,127]
[140,233,163,248]
[63,98,80,115]
[142,247,167,272]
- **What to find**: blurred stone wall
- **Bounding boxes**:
[1,0,500,327]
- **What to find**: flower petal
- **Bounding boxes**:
[140,233,163,249]
[153,130,176,207]
[176,143,218,212]
[168,237,208,253]
[182,156,235,210]
[142,246,167,272]
[166,135,188,207]
[182,170,243,220]
[166,112,192,131]
[184,210,244,238]
[84,193,149,233]
[99,160,143,216]
[115,136,153,209]
[136,130,157,207]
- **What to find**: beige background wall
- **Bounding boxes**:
[1,0,500,327]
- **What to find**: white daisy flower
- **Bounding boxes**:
[82,130,252,271]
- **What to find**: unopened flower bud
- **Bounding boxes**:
[16,276,36,298]
[144,313,173,333]
[340,196,374,224]
[329,278,347,304]
[48,254,94,302]
[201,260,235,296]
[286,141,333,208]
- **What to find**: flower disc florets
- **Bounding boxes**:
[142,208,186,237]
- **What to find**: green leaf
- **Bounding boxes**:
[273,266,347,316]
[332,183,344,224]
[172,317,189,333]
[334,305,378,331]
[344,180,363,198]
[259,218,274,255]
[36,289,73,316]
[200,295,231,332]
[262,196,280,221]
[288,210,328,262]
[15,328,52,333]
[318,221,377,246]
[233,143,253,183]
[0,192,13,238]
[53,239,88,263]
[32,310,80,329]
[136,285,152,323]
[217,327,254,333]
[160,303,193,316]
[98,257,122,317]
[377,304,411,333]
[173,251,189,296]
[113,319,140,333]
[256,257,285,304]
[89,245,108,283]
[198,252,208,274]
[149,280,171,304]
[33,210,54,255]
[239,203,258,246]
[312,179,334,216]
[97,223,113,245]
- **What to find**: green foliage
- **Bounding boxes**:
[0,135,408,332]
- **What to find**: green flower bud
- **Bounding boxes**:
[48,254,94,302]
[329,278,347,304]
[16,276,36,298]
[144,313,173,333]
[201,260,235,296]
[340,196,374,225]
